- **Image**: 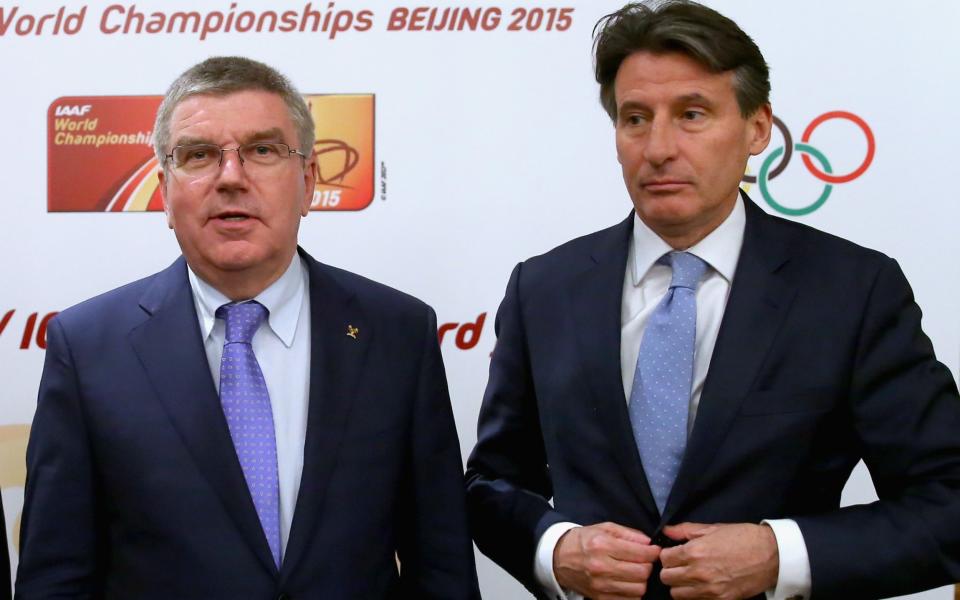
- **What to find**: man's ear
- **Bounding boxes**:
[748,103,773,156]
[158,169,174,229]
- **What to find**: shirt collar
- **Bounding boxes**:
[630,192,746,286]
[188,254,307,348]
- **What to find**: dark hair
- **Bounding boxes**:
[154,56,314,164]
[593,0,770,120]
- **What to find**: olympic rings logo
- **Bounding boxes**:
[742,111,875,216]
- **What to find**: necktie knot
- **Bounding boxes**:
[665,251,708,290]
[217,301,268,344]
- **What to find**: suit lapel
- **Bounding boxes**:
[567,214,661,524]
[661,198,798,524]
[281,249,371,578]
[129,258,279,575]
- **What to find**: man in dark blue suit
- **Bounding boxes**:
[466,2,960,599]
[17,57,479,599]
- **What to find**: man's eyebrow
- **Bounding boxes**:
[618,99,650,114]
[677,92,715,107]
[243,128,287,144]
[170,128,288,149]
[171,136,214,148]
[618,93,716,114]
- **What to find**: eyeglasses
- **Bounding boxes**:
[164,142,308,176]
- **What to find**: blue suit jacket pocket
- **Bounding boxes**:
[738,386,839,416]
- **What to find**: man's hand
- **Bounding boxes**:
[659,522,778,600]
[553,522,661,600]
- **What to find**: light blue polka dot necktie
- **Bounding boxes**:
[629,251,708,514]
[217,301,281,567]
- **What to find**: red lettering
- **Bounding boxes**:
[35,12,55,34]
[409,7,428,31]
[437,322,458,344]
[126,6,146,33]
[100,4,124,33]
[455,313,486,350]
[0,6,83,36]
[387,7,408,31]
[480,7,501,31]
[234,11,255,32]
[457,7,477,31]
[35,312,58,349]
[14,13,34,34]
[300,2,321,31]
[255,10,278,33]
[0,310,14,336]
[62,6,85,34]
[20,313,37,350]
[0,7,18,35]
[355,9,373,31]
[328,10,353,39]
[200,11,224,40]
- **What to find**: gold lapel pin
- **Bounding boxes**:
[346,324,359,340]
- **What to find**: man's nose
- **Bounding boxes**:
[644,117,679,166]
[216,149,248,189]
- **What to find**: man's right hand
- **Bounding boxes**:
[553,522,660,600]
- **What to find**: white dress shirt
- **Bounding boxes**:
[187,255,311,560]
[534,198,811,600]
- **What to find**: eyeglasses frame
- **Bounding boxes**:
[163,141,309,173]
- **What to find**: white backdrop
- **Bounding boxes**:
[2,1,958,597]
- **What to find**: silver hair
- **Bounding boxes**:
[153,56,314,165]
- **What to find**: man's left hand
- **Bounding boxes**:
[659,522,778,600]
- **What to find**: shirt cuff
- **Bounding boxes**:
[534,521,583,600]
[762,518,811,600]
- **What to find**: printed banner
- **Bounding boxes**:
[47,94,375,212]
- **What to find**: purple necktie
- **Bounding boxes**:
[216,301,281,567]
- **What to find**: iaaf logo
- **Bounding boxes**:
[54,104,92,116]
[744,111,875,216]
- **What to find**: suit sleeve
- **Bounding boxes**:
[16,318,102,599]
[465,263,569,595]
[795,257,960,598]
[395,305,481,600]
